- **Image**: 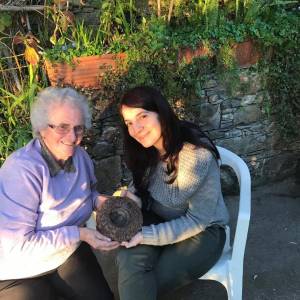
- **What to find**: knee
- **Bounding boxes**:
[116,246,156,274]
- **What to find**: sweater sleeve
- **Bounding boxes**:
[0,158,80,276]
[77,147,100,211]
[86,158,100,211]
[141,147,222,246]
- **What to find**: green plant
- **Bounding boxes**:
[254,4,300,139]
[0,10,46,164]
[0,67,42,165]
[1,0,298,145]
[0,12,22,91]
[44,1,137,63]
[215,41,240,96]
[44,20,125,63]
[197,0,219,32]
[0,12,12,32]
[261,39,299,138]
[101,22,214,112]
[99,0,137,42]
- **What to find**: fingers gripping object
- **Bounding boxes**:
[96,196,143,242]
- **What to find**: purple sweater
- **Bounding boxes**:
[0,138,99,280]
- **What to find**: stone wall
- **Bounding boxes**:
[176,70,300,191]
[83,69,300,194]
[70,3,300,193]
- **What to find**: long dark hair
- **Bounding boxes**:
[120,86,219,198]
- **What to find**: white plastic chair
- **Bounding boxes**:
[199,146,251,300]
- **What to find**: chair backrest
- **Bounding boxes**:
[217,146,251,265]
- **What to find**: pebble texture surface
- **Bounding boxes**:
[96,196,143,242]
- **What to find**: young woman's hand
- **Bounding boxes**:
[79,227,119,251]
[114,188,142,208]
[121,232,143,248]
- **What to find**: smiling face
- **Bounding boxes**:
[121,105,164,154]
[40,103,84,162]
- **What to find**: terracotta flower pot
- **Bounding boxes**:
[44,53,127,89]
[178,43,213,64]
[233,40,260,68]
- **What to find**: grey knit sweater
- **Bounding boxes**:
[141,143,229,246]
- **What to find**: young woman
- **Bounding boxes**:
[116,86,229,300]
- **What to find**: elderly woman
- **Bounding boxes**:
[0,87,119,300]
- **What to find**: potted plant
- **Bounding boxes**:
[171,0,258,67]
[178,42,213,64]
[232,39,260,68]
[170,0,218,64]
[44,53,127,89]
[43,2,135,88]
[214,20,261,68]
[220,0,297,68]
[173,26,214,64]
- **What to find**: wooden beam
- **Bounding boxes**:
[0,5,46,12]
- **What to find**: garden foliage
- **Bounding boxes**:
[0,0,299,164]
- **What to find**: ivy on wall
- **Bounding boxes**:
[259,7,300,139]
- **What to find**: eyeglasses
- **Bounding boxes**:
[48,124,85,136]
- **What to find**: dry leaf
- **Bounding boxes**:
[13,35,24,45]
[24,46,40,65]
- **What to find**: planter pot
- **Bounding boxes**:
[233,40,260,68]
[44,53,127,89]
[178,43,213,64]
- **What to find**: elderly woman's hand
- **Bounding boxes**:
[79,227,119,251]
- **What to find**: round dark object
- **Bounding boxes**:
[96,196,143,242]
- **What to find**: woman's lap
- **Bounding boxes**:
[0,276,56,300]
[116,226,226,299]
[50,242,113,300]
[117,245,160,300]
[0,242,113,300]
[155,225,226,295]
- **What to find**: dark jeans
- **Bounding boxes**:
[0,242,113,300]
[116,225,226,300]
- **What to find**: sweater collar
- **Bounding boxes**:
[38,137,76,177]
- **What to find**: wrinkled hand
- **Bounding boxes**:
[114,188,142,209]
[95,194,110,211]
[121,232,143,248]
[79,227,119,251]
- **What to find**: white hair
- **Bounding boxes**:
[30,87,92,136]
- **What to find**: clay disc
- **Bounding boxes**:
[96,196,143,242]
